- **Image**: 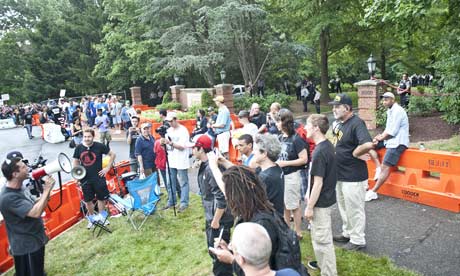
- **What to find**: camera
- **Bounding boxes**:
[26,155,48,197]
[155,121,171,137]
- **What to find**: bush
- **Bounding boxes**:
[200,90,215,109]
[234,92,295,112]
[162,91,172,104]
[407,93,439,117]
[376,103,387,128]
[155,102,182,111]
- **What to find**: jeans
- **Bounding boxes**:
[24,124,32,138]
[168,168,189,207]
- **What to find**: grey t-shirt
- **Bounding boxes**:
[0,187,48,255]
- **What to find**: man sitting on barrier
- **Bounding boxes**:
[0,152,55,276]
[365,92,409,202]
[73,128,116,228]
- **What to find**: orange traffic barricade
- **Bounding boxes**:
[367,148,460,212]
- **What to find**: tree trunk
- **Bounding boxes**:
[380,47,386,80]
[319,27,330,102]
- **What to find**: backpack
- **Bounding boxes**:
[252,212,309,276]
[294,122,315,164]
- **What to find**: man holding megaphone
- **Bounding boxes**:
[0,151,55,276]
[73,128,116,228]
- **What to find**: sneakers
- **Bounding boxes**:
[161,205,175,211]
[307,261,319,270]
[86,220,94,229]
[178,206,188,213]
[365,190,378,202]
[343,242,366,251]
[373,167,381,180]
[333,235,350,243]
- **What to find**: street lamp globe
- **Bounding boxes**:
[220,69,226,84]
[367,54,376,78]
[174,74,180,85]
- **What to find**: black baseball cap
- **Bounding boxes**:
[6,151,23,160]
[328,93,353,107]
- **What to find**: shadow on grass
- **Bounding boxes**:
[5,194,419,276]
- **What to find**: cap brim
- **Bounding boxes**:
[328,101,341,105]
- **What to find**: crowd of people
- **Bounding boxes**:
[0,89,410,276]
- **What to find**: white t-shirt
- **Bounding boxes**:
[166,125,191,170]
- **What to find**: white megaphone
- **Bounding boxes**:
[31,153,72,180]
[71,165,86,180]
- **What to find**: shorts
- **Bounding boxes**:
[383,145,407,166]
[81,178,110,202]
[112,116,122,124]
[216,131,230,154]
[99,131,112,143]
[284,170,302,210]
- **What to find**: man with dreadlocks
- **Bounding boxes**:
[188,135,234,276]
[207,157,306,275]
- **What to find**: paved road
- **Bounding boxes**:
[1,126,459,276]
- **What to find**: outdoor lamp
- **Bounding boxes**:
[174,74,180,85]
[367,54,376,79]
[220,69,226,84]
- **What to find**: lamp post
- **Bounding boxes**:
[220,69,226,84]
[174,74,180,85]
[367,54,376,79]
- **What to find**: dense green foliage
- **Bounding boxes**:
[234,90,295,112]
[1,0,460,124]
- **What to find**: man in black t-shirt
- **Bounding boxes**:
[253,134,285,216]
[126,116,140,172]
[304,114,338,275]
[23,106,34,139]
[328,94,374,251]
[249,103,267,133]
[73,128,116,228]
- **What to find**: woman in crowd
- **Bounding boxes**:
[266,102,281,134]
[275,108,309,239]
[191,109,208,139]
[71,117,83,145]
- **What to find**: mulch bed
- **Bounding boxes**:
[408,113,459,142]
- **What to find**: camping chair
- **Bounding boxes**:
[110,172,161,230]
[76,184,112,237]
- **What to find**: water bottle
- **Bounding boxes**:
[419,143,426,151]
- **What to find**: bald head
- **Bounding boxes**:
[232,222,272,269]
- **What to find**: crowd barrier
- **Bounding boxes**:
[367,148,460,212]
[106,160,131,195]
[0,118,16,129]
[0,180,83,273]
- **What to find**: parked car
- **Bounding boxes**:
[232,85,246,98]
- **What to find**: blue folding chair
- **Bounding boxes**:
[110,172,161,230]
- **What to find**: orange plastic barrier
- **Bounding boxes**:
[133,104,150,111]
[0,221,14,273]
[367,148,460,212]
[0,180,83,273]
[106,160,131,195]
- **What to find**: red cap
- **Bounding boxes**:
[186,135,212,150]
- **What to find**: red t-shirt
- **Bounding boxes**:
[154,139,166,170]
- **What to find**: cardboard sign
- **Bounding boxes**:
[1,94,9,101]
[60,89,66,97]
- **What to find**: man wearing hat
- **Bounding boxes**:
[135,122,156,177]
[189,135,234,275]
[365,92,409,202]
[162,112,191,212]
[328,93,374,251]
[0,151,56,276]
[211,96,231,159]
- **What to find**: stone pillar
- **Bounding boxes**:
[130,86,142,105]
[355,80,384,130]
[170,85,184,103]
[214,84,234,113]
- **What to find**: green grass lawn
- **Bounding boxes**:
[414,135,460,152]
[5,194,419,276]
